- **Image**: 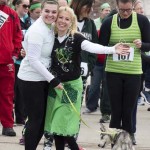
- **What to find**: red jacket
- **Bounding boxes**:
[0,5,22,64]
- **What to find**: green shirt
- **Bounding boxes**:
[105,12,142,74]
[94,17,102,30]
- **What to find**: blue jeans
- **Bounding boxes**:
[144,66,150,89]
[100,72,111,115]
[86,63,104,111]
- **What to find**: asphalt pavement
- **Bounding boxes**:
[0,104,150,150]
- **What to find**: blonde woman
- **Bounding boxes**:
[44,6,130,150]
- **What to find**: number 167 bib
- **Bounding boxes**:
[113,47,134,61]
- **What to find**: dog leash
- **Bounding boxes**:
[63,88,117,137]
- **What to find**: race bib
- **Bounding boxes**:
[80,62,88,76]
[0,10,9,29]
[113,47,134,61]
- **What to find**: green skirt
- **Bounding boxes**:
[44,77,83,136]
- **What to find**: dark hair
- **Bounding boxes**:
[30,0,40,3]
[12,0,23,6]
[116,0,134,5]
[70,0,95,19]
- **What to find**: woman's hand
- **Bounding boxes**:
[55,83,64,90]
[114,43,130,55]
[133,39,142,48]
[21,49,26,57]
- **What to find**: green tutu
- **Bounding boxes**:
[44,77,83,136]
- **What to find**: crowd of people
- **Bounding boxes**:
[0,0,150,150]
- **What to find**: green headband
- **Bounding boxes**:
[30,3,41,11]
[100,3,110,11]
[67,0,71,4]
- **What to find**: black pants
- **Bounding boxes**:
[14,64,26,123]
[142,58,150,88]
[18,79,49,150]
[106,72,141,133]
[100,72,111,115]
[54,135,79,150]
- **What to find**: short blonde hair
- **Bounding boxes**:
[55,6,78,36]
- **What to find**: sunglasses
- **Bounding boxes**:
[22,4,30,9]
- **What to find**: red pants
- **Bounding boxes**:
[0,62,15,128]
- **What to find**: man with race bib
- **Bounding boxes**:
[99,0,150,146]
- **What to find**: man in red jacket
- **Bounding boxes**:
[0,0,22,136]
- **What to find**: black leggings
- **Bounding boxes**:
[106,72,141,133]
[18,79,49,150]
[54,135,79,150]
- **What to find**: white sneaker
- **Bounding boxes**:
[43,146,52,150]
[82,108,97,114]
[138,97,145,106]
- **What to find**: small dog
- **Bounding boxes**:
[98,123,135,150]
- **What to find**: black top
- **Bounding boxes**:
[99,13,150,52]
[20,17,31,31]
[79,18,98,76]
[50,33,86,86]
[17,17,31,60]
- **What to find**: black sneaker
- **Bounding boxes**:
[130,133,136,145]
[2,127,16,136]
[99,114,110,123]
[16,119,25,126]
[148,107,150,111]
[16,122,25,126]
[43,132,53,150]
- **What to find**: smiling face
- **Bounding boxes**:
[117,1,133,19]
[41,3,58,25]
[101,7,111,19]
[56,10,72,36]
[134,2,144,15]
[15,0,30,17]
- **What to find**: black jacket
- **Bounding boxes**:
[78,18,98,77]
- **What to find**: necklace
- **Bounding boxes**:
[116,15,134,67]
